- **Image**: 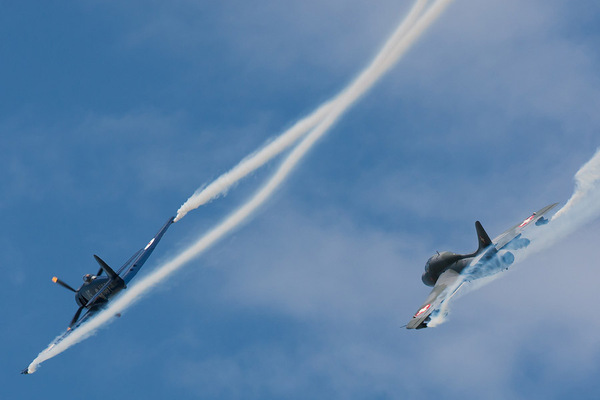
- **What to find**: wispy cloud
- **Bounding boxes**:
[24,0,454,374]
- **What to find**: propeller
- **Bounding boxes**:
[52,276,77,293]
[52,276,89,329]
[69,305,85,328]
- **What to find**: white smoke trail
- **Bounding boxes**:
[26,0,453,373]
[428,148,600,327]
[548,148,600,230]
[174,0,433,221]
[174,100,334,220]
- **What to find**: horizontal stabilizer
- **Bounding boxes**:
[93,255,118,280]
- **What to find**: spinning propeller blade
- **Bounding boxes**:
[52,277,77,293]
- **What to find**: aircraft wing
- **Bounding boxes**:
[117,217,174,284]
[69,307,96,331]
[406,269,463,329]
[493,203,558,250]
[45,307,98,352]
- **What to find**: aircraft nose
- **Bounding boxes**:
[421,271,435,287]
[21,368,29,375]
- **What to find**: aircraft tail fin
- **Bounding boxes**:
[475,221,493,252]
[93,255,119,280]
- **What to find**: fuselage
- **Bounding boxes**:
[421,251,474,287]
[75,276,125,308]
[421,244,515,287]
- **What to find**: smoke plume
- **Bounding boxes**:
[25,0,453,373]
[174,0,441,221]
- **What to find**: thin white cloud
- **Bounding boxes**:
[11,0,600,397]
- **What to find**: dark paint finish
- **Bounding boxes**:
[22,217,175,374]
[58,217,172,327]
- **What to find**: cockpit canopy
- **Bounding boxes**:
[82,274,93,283]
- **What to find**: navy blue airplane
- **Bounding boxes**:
[21,217,174,374]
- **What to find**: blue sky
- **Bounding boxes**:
[3,0,600,399]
